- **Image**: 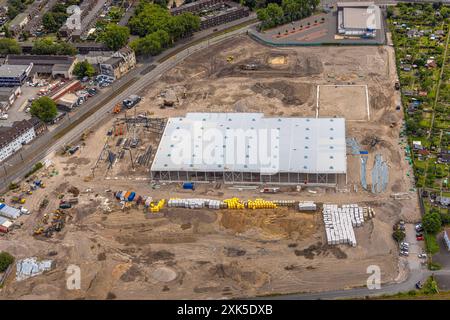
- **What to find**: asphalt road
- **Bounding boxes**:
[263,270,450,300]
[0,18,257,191]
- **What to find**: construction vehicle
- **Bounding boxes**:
[113,103,122,114]
[33,226,44,235]
[11,196,26,204]
[227,56,234,63]
[42,213,49,224]
[123,95,141,109]
[59,202,72,209]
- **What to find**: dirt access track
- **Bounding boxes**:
[0,36,420,299]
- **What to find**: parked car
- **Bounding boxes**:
[415,281,423,289]
[416,235,424,241]
[0,113,8,120]
[418,253,427,259]
[400,250,409,256]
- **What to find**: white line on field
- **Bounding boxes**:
[316,84,370,121]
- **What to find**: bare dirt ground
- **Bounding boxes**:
[0,36,420,299]
[318,85,369,120]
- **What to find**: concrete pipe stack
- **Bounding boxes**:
[323,204,366,247]
[207,200,222,209]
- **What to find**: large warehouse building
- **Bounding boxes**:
[337,2,382,37]
[151,113,347,185]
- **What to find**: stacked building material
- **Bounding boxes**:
[224,198,245,209]
[323,204,365,247]
[167,198,223,209]
[273,200,296,207]
[247,199,277,209]
[298,201,317,211]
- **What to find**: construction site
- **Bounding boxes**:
[0,35,421,299]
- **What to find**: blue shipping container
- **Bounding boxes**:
[360,151,369,155]
[182,182,194,190]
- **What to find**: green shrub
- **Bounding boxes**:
[8,182,19,191]
[424,232,440,254]
[24,162,43,178]
[0,252,14,272]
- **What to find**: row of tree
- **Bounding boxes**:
[0,38,22,55]
[31,38,77,55]
[128,2,200,56]
[7,0,29,20]
[256,0,319,30]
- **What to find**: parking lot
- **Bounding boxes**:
[251,11,385,45]
[403,224,425,271]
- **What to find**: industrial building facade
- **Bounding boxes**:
[151,113,347,185]
[170,0,250,30]
[337,2,382,37]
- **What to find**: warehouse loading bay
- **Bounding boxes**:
[0,36,422,299]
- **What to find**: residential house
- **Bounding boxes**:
[99,47,136,80]
[0,117,46,162]
[0,120,35,162]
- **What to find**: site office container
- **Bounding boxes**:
[124,191,131,199]
[0,225,8,233]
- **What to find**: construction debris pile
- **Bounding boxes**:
[16,257,53,281]
[371,154,389,193]
[323,204,375,247]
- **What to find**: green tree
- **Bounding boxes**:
[0,251,14,272]
[154,0,168,7]
[99,24,130,51]
[0,38,21,55]
[43,12,59,33]
[30,97,58,123]
[392,229,406,242]
[32,38,77,55]
[73,61,96,78]
[422,211,442,234]
[266,3,284,25]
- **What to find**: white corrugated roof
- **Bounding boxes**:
[151,113,346,174]
[343,7,381,30]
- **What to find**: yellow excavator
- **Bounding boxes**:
[33,226,44,235]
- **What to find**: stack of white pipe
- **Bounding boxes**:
[323,204,366,247]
